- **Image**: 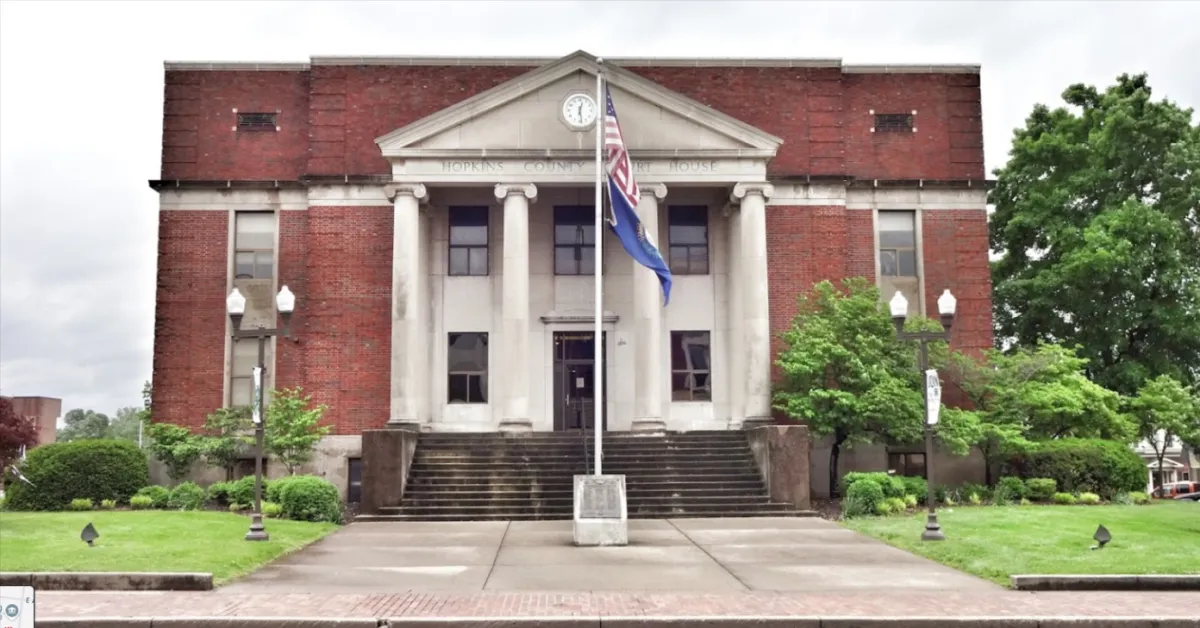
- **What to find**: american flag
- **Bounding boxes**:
[604,85,639,209]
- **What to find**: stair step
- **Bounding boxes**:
[389,495,774,508]
[386,502,803,516]
[402,482,768,493]
[357,509,818,522]
[406,474,765,485]
[409,461,757,472]
[415,447,753,456]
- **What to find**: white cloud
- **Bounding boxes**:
[1,0,1197,415]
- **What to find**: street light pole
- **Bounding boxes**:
[226,285,296,542]
[889,288,956,542]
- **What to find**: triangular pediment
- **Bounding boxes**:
[375,50,782,157]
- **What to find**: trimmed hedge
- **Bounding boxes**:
[994,476,1028,503]
[278,475,341,523]
[168,482,206,510]
[135,485,170,509]
[1000,438,1144,499]
[266,474,310,504]
[842,478,885,518]
[3,439,149,511]
[229,475,270,506]
[843,472,906,499]
[1025,478,1057,502]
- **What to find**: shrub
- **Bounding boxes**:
[266,474,310,504]
[968,492,982,506]
[134,485,170,509]
[903,494,918,508]
[1078,492,1101,505]
[130,495,154,509]
[900,476,928,503]
[1053,492,1077,505]
[1019,497,1032,506]
[933,485,949,503]
[994,476,1028,504]
[842,478,884,518]
[167,482,206,511]
[229,503,246,512]
[2,439,150,511]
[206,481,233,506]
[844,472,906,499]
[884,497,908,514]
[1025,478,1058,502]
[262,501,283,518]
[1000,438,1145,499]
[944,496,957,507]
[100,499,117,510]
[228,475,270,506]
[957,483,990,502]
[1128,491,1151,505]
[69,498,93,511]
[278,475,341,523]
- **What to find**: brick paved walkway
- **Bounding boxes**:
[36,590,1200,619]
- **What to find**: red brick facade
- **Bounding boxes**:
[151,56,991,434]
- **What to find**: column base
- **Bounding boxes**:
[385,418,422,432]
[630,417,666,436]
[498,418,533,434]
[741,416,774,430]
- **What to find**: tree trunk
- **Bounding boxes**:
[829,432,847,499]
[981,441,994,486]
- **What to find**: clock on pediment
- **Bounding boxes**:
[559,91,598,131]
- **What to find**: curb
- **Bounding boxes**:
[1011,574,1200,591]
[0,571,213,591]
[33,617,1200,628]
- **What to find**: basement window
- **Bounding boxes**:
[872,112,915,133]
[236,112,278,132]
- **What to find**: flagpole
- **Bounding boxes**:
[593,59,604,477]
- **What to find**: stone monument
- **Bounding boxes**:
[573,474,628,546]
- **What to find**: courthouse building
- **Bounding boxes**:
[150,51,993,497]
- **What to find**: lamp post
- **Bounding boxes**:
[889,288,956,542]
[225,285,295,542]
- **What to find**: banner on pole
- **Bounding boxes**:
[252,366,263,425]
[925,368,941,426]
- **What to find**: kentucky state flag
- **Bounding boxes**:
[603,84,672,305]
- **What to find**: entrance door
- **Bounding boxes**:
[552,331,607,431]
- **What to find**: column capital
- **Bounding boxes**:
[731,182,775,203]
[494,183,538,203]
[639,183,668,202]
[385,183,428,203]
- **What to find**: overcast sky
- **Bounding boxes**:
[1,0,1197,418]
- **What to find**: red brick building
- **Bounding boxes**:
[150,51,992,496]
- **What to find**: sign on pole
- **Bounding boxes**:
[252,366,264,425]
[925,368,941,426]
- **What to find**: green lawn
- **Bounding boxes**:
[0,511,338,584]
[843,502,1200,585]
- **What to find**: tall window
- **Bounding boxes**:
[878,210,920,314]
[347,458,363,503]
[229,339,258,407]
[233,211,276,280]
[448,332,488,403]
[667,206,709,275]
[449,206,489,276]
[670,331,711,401]
[554,206,595,275]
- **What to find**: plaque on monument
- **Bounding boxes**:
[576,476,623,519]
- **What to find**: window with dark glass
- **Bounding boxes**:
[449,206,489,276]
[668,206,709,275]
[670,331,711,401]
[888,452,926,478]
[347,458,362,503]
[448,332,488,403]
[554,206,595,275]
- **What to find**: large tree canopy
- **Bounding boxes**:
[989,73,1200,395]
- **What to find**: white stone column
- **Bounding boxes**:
[732,182,775,428]
[631,184,668,434]
[725,203,744,428]
[386,183,429,430]
[495,183,537,432]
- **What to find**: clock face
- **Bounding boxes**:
[562,93,598,129]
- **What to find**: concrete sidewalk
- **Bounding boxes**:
[218,517,997,593]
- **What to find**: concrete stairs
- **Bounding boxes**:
[359,430,816,521]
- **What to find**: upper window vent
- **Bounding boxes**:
[870,110,916,133]
[233,109,279,132]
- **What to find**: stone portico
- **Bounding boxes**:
[375,53,784,434]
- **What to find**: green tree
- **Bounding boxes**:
[0,397,39,472]
[108,406,144,444]
[1128,374,1198,488]
[56,409,111,442]
[199,406,252,481]
[264,388,331,475]
[773,279,973,497]
[143,422,202,484]
[989,73,1200,396]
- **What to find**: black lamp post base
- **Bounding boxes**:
[921,513,945,541]
[245,513,270,542]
